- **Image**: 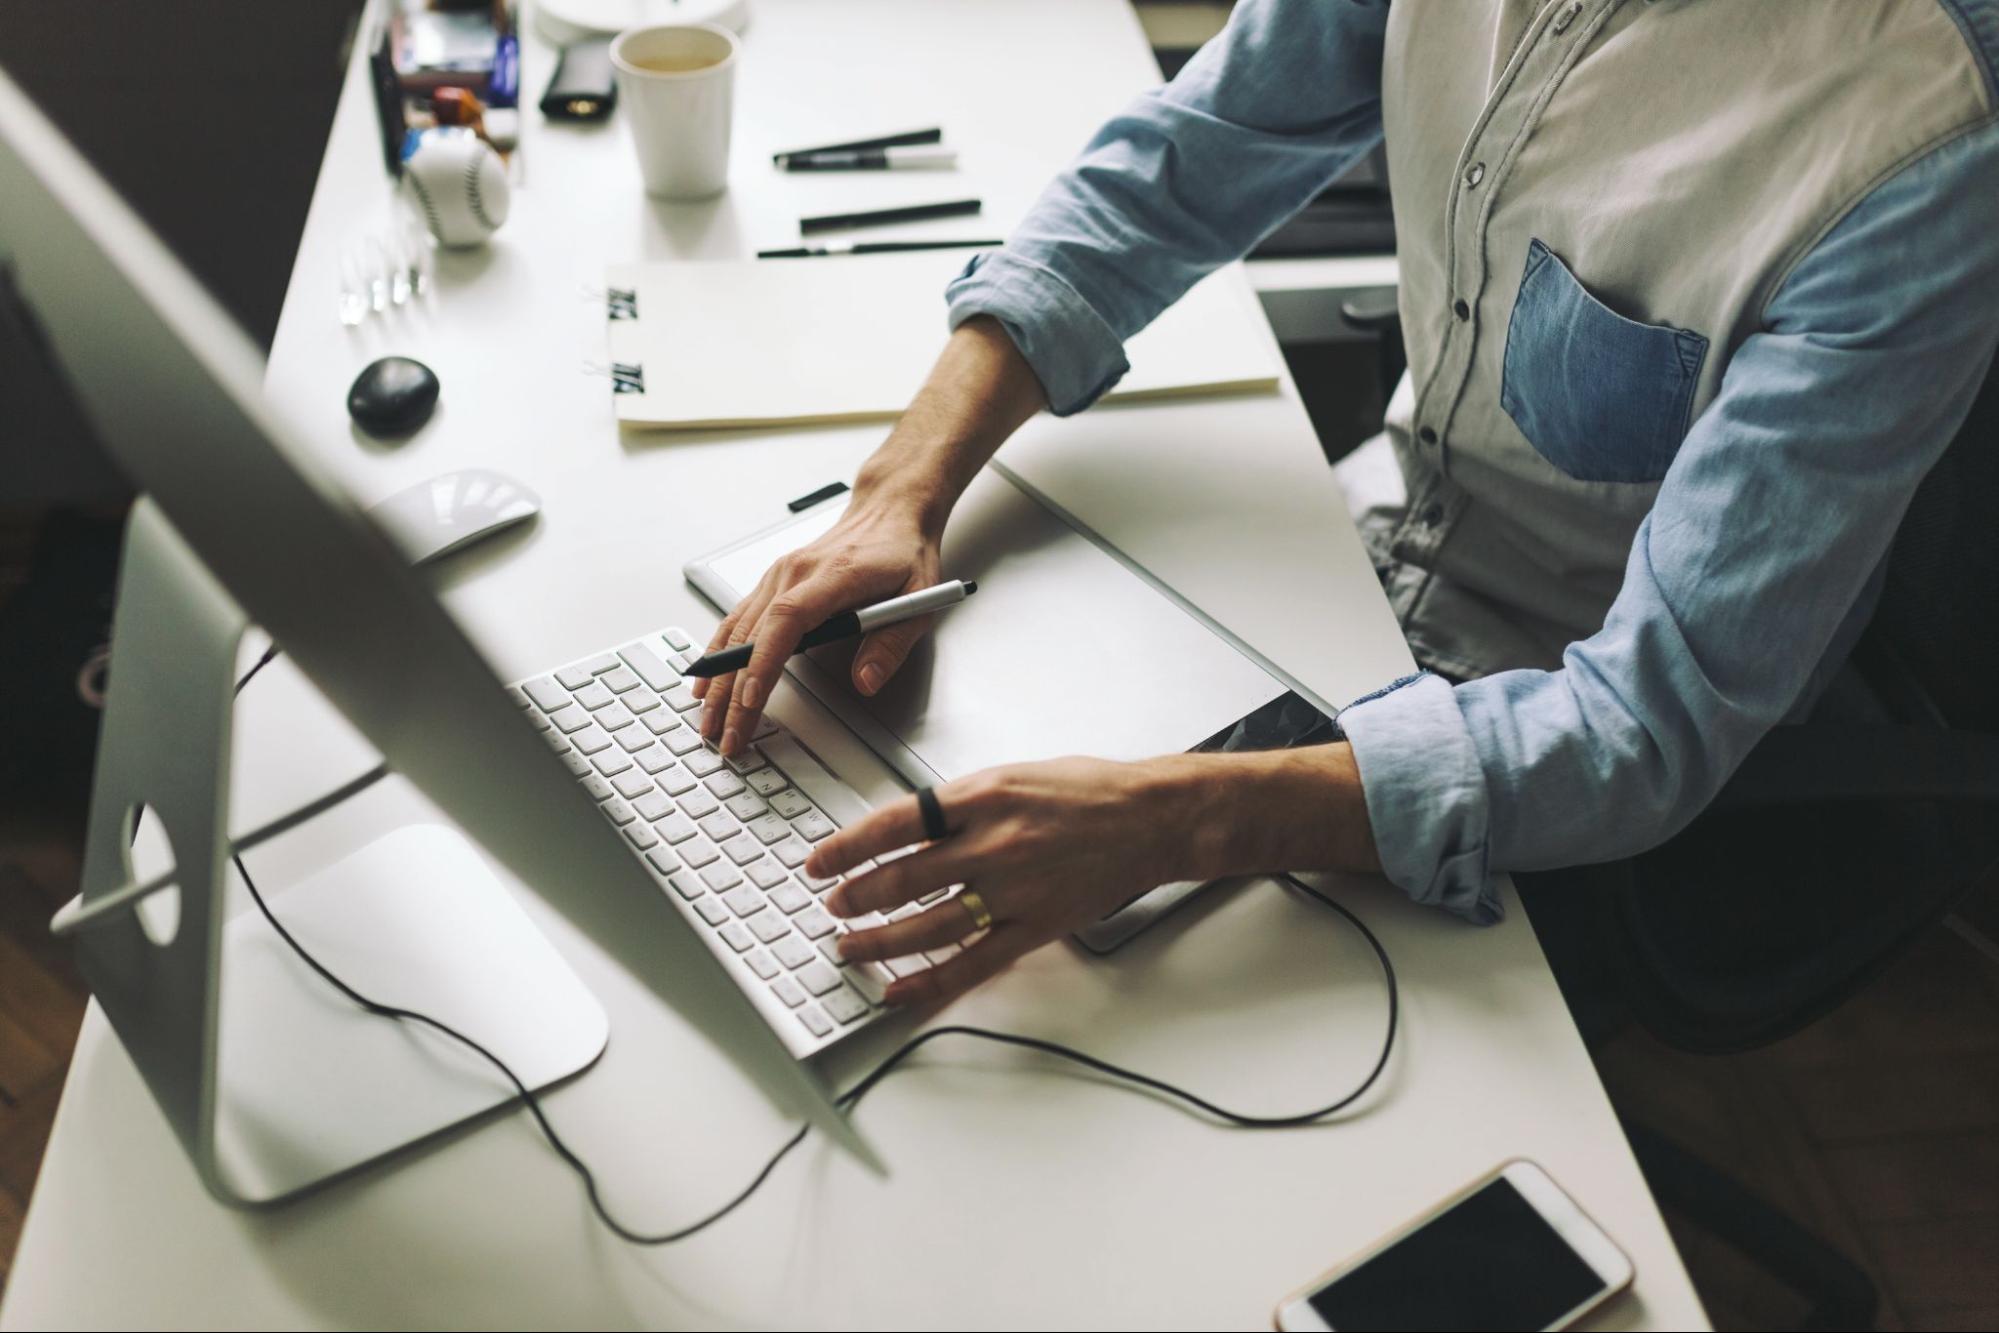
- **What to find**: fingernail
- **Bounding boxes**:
[721,726,740,756]
[858,662,883,695]
[739,678,762,710]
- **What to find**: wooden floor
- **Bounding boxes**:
[3,833,1997,1325]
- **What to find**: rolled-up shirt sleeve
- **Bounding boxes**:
[946,0,1389,414]
[1339,118,1999,922]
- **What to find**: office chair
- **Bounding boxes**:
[1519,345,1999,1330]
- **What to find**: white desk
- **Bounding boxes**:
[1,2,1704,1328]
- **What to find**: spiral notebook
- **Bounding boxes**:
[602,252,1281,429]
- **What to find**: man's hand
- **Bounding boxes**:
[809,743,1381,1008]
[692,500,941,752]
[810,756,1213,1006]
[692,316,1046,754]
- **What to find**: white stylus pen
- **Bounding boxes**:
[682,580,979,677]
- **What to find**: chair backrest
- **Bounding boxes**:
[1862,345,1999,733]
[1597,349,1999,1054]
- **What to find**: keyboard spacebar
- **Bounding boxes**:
[759,734,874,829]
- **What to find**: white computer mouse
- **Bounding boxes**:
[368,468,541,566]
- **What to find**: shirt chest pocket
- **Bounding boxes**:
[1500,239,1709,484]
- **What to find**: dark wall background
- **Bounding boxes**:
[0,0,366,350]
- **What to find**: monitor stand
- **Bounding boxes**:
[73,500,608,1206]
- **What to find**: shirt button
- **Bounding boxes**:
[1418,426,1439,446]
[1453,299,1471,320]
[1464,162,1485,188]
[1422,503,1444,527]
[1553,1,1582,32]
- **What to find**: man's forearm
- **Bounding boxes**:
[852,317,1046,535]
[1153,743,1382,880]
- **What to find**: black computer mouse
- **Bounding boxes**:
[347,355,439,437]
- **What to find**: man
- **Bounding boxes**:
[693,0,1999,1008]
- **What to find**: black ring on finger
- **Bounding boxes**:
[916,785,950,841]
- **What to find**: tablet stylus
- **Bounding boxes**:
[682,580,980,678]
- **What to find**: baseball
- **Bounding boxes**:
[401,132,510,248]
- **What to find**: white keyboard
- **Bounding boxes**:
[508,627,938,1056]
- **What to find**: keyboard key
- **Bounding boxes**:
[645,847,679,877]
[772,935,814,970]
[754,718,779,740]
[697,812,737,843]
[798,960,841,996]
[924,942,963,965]
[626,692,661,715]
[583,652,620,676]
[848,962,893,1004]
[823,986,870,1025]
[795,905,837,939]
[524,677,568,711]
[678,838,721,869]
[719,922,754,953]
[725,792,767,821]
[603,798,636,826]
[744,950,779,980]
[544,729,571,752]
[593,748,633,777]
[625,823,659,850]
[798,868,838,894]
[705,772,748,801]
[573,681,614,711]
[747,812,791,845]
[771,836,811,868]
[614,770,653,800]
[714,874,754,904]
[884,954,929,979]
[670,652,693,672]
[656,812,697,844]
[665,685,701,713]
[643,711,679,736]
[684,749,725,777]
[527,710,553,732]
[619,641,678,691]
[817,935,845,965]
[724,838,765,867]
[770,882,811,915]
[750,770,793,799]
[597,703,636,732]
[572,726,613,755]
[635,746,673,775]
[887,902,921,923]
[693,896,729,926]
[663,728,704,756]
[919,888,949,904]
[602,667,641,694]
[667,871,703,900]
[793,810,836,842]
[633,791,673,822]
[508,685,533,708]
[616,727,653,754]
[726,749,768,774]
[548,704,591,734]
[747,860,789,889]
[555,665,593,690]
[664,627,694,650]
[561,751,591,777]
[797,1006,833,1038]
[582,774,613,802]
[771,976,807,1009]
[657,766,698,796]
[750,912,791,944]
[679,789,719,819]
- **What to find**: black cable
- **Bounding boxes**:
[230,655,1398,1245]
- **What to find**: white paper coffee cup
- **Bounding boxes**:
[611,23,739,200]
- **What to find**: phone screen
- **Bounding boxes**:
[1308,1177,1607,1330]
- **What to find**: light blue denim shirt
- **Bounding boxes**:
[946,0,1999,921]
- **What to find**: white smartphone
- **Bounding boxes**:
[1273,1160,1635,1331]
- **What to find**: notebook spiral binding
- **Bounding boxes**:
[607,287,638,320]
[610,362,645,395]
